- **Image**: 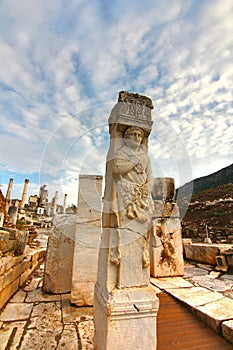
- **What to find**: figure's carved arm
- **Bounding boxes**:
[112,158,136,175]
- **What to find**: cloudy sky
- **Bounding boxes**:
[0,0,232,206]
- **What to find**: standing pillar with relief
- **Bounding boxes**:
[150,177,184,277]
[94,91,159,350]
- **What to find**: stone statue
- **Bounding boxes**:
[94,91,159,350]
[113,126,154,224]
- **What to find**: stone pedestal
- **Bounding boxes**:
[94,284,158,350]
[93,92,159,350]
[71,175,103,306]
[43,214,76,293]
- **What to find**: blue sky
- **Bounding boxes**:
[0,0,232,205]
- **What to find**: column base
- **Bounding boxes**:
[94,283,159,350]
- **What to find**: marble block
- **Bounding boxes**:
[71,175,103,306]
[43,214,76,293]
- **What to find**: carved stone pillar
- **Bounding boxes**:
[150,177,184,277]
[94,92,159,350]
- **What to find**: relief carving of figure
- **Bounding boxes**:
[112,126,154,224]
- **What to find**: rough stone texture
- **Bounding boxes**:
[77,317,94,350]
[43,214,76,293]
[0,303,33,321]
[71,175,103,306]
[195,298,233,333]
[56,324,79,350]
[151,276,193,289]
[188,275,233,292]
[222,320,233,344]
[9,290,27,303]
[150,205,184,277]
[0,248,45,310]
[93,92,159,350]
[0,321,26,350]
[25,287,60,303]
[183,242,231,265]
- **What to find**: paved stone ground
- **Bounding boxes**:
[0,263,94,350]
[0,257,232,349]
[184,260,233,299]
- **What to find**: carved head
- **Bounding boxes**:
[123,126,144,150]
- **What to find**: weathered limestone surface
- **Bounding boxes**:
[151,276,193,289]
[0,249,45,310]
[183,242,232,265]
[195,298,233,333]
[94,92,159,350]
[150,178,184,278]
[71,175,103,306]
[166,286,224,307]
[222,320,233,344]
[43,214,76,294]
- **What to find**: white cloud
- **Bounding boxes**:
[0,0,232,202]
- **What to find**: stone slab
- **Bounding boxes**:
[0,321,26,350]
[61,294,93,324]
[150,277,193,290]
[184,243,225,265]
[19,330,58,349]
[222,320,233,344]
[56,324,79,350]
[189,275,233,292]
[184,267,210,277]
[0,303,33,321]
[9,290,27,303]
[166,286,224,307]
[25,288,60,303]
[28,302,62,332]
[196,297,233,333]
[78,318,94,350]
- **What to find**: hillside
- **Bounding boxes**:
[177,163,233,198]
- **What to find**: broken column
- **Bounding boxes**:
[20,179,29,209]
[71,175,103,306]
[52,191,58,215]
[150,177,184,277]
[63,193,67,214]
[94,91,159,350]
[8,200,19,226]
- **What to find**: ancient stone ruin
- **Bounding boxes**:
[93,91,159,350]
[71,175,103,306]
[150,177,184,277]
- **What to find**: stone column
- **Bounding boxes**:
[71,175,103,306]
[150,177,184,277]
[53,191,58,215]
[21,179,29,209]
[63,194,67,214]
[8,200,19,226]
[5,178,13,213]
[6,178,13,200]
[93,91,159,350]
